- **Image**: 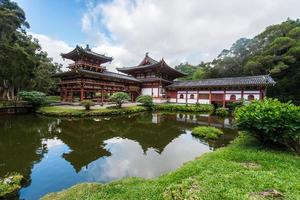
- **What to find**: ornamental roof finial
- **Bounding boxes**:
[85,44,91,51]
[145,52,149,57]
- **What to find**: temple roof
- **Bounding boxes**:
[54,69,141,83]
[61,45,113,63]
[117,53,186,79]
[167,75,276,89]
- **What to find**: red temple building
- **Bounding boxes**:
[55,45,275,106]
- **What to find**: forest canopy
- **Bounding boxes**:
[0,0,61,100]
[175,19,300,104]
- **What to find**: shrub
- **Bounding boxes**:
[227,101,243,112]
[19,91,46,109]
[0,173,23,198]
[108,92,130,108]
[235,98,300,155]
[80,100,95,110]
[153,104,214,113]
[215,107,229,117]
[192,126,224,139]
[137,95,153,107]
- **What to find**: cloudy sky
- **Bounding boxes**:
[15,0,300,71]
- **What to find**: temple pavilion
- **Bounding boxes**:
[55,45,275,106]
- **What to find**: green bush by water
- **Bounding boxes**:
[137,95,153,107]
[0,173,23,199]
[80,100,95,110]
[235,98,300,155]
[154,103,214,113]
[19,91,47,109]
[108,92,130,108]
[215,107,229,117]
[38,106,147,117]
[192,126,224,139]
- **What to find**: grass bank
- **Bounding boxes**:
[37,106,147,117]
[0,174,23,199]
[153,103,214,113]
[42,135,300,200]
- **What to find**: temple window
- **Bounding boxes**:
[179,94,184,99]
[190,94,194,99]
[230,95,236,101]
[248,94,255,101]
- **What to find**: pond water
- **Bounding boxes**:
[0,112,237,200]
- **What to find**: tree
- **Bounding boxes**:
[0,0,60,100]
[108,92,130,108]
[19,91,46,109]
[137,95,153,107]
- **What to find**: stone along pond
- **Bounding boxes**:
[0,112,237,200]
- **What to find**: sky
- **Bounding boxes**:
[14,0,300,71]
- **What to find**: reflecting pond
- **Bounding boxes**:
[0,112,237,200]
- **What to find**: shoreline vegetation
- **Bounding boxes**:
[42,134,300,200]
[0,174,23,199]
[37,103,215,117]
[37,105,147,117]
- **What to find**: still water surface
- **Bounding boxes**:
[0,112,237,200]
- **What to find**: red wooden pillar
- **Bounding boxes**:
[101,87,104,105]
[176,90,178,103]
[80,87,84,101]
[60,88,63,101]
[209,89,212,104]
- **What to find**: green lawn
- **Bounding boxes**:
[42,135,300,200]
[37,105,147,117]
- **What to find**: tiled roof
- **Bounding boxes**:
[167,75,275,88]
[53,69,141,83]
[61,45,113,63]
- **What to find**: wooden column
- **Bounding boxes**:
[222,90,226,108]
[176,90,178,103]
[185,90,188,105]
[197,90,199,103]
[80,87,84,101]
[101,87,104,105]
[209,89,212,104]
[60,88,63,101]
[241,88,244,100]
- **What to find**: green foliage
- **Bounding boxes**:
[108,92,130,108]
[227,101,243,112]
[215,107,229,117]
[38,106,146,117]
[80,100,95,111]
[0,0,60,100]
[198,19,300,104]
[19,91,46,108]
[192,126,224,139]
[154,103,214,113]
[137,95,153,107]
[0,173,23,198]
[175,62,208,81]
[42,135,300,200]
[235,98,300,154]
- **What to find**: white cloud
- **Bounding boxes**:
[80,0,300,69]
[30,32,73,70]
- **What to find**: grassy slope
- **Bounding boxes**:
[0,174,23,198]
[37,106,147,117]
[42,135,300,200]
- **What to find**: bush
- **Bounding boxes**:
[137,95,153,107]
[19,91,46,109]
[215,107,229,117]
[0,173,23,198]
[80,100,95,110]
[227,101,243,112]
[192,126,224,139]
[108,92,130,108]
[154,104,214,113]
[235,98,300,155]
